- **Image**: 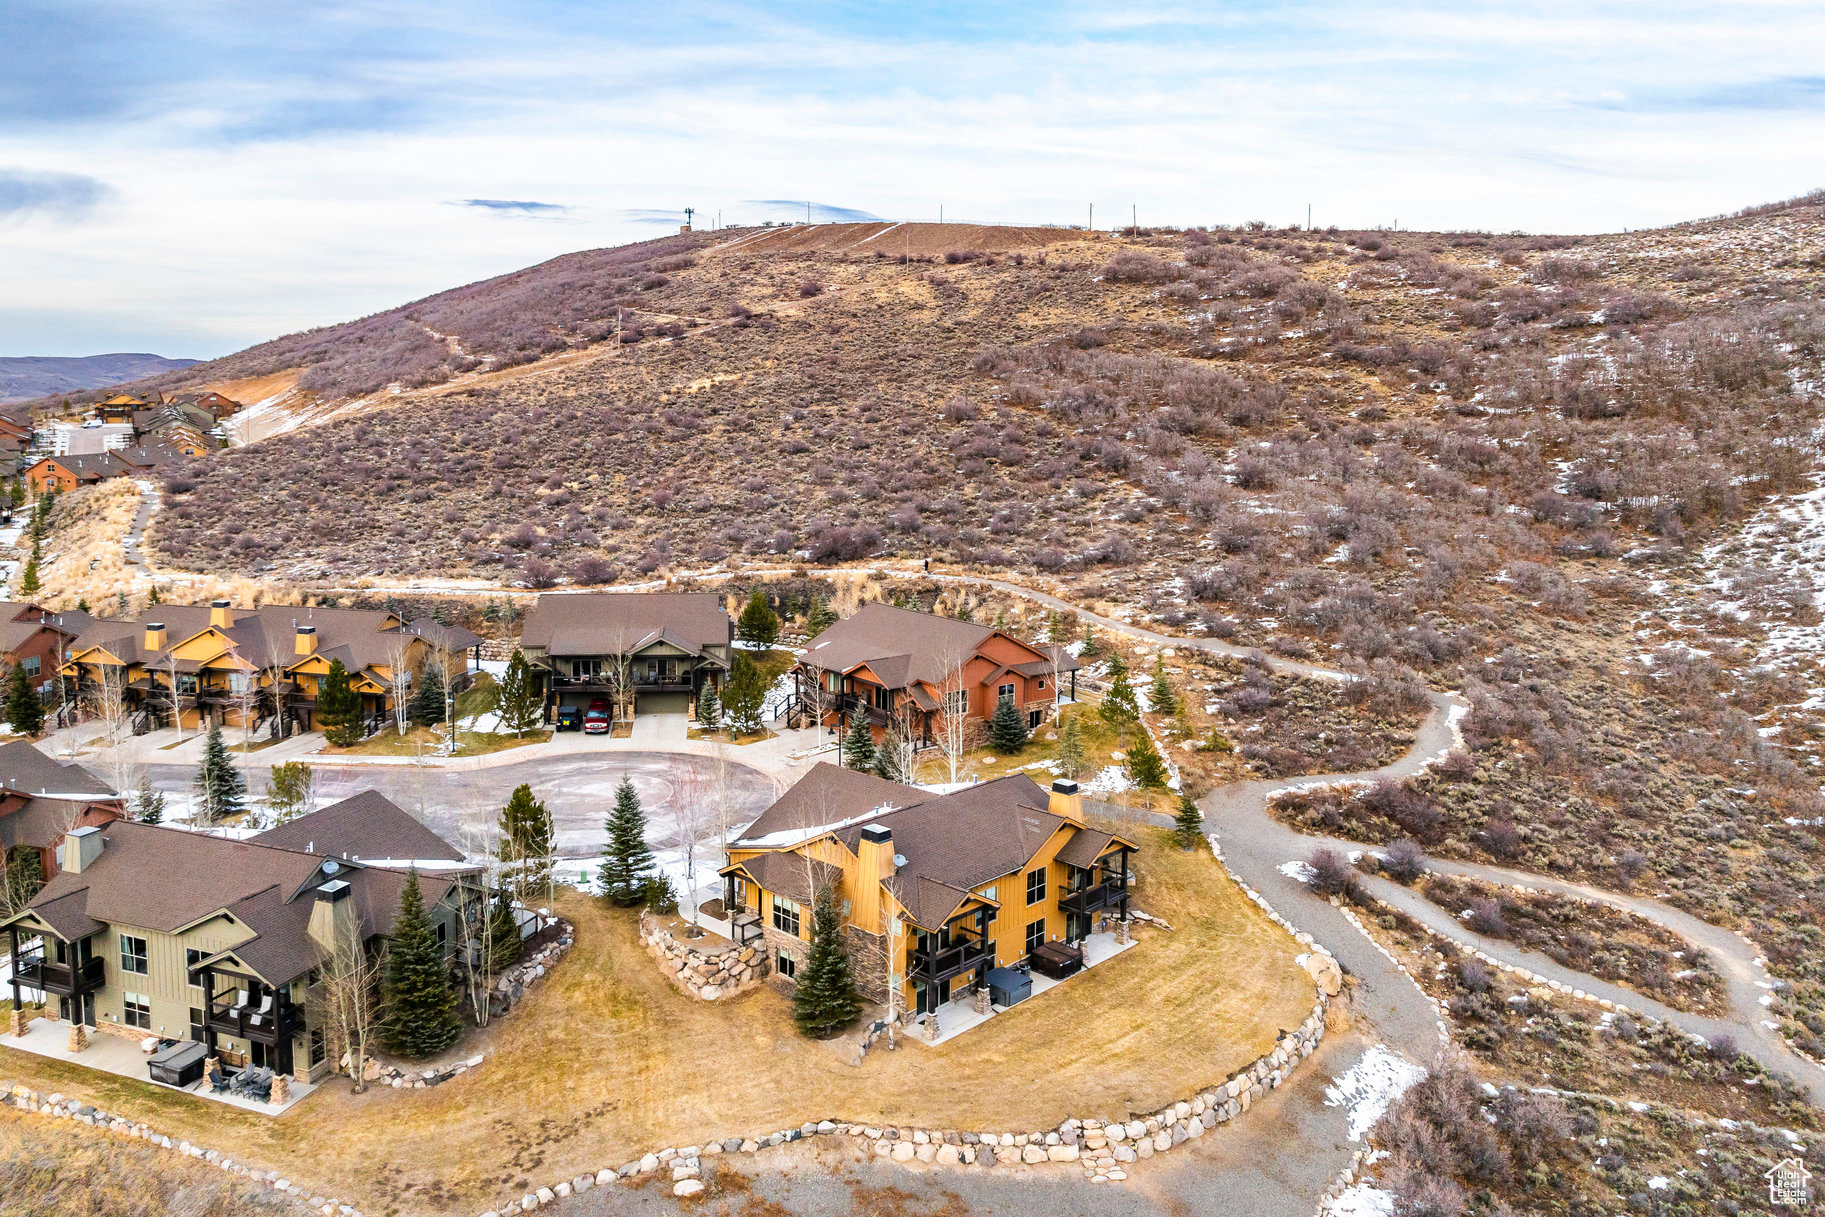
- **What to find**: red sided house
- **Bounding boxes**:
[791,603,1079,751]
[0,602,93,700]
[0,740,124,885]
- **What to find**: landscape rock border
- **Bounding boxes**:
[637,913,767,1002]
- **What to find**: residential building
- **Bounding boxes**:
[31,421,136,457]
[2,791,476,1082]
[519,592,732,719]
[22,446,170,493]
[0,740,124,885]
[61,600,426,735]
[0,601,93,699]
[720,764,1137,1019]
[792,603,1079,750]
[92,395,152,425]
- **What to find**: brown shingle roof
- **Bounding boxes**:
[0,740,116,800]
[67,604,405,670]
[251,790,465,864]
[726,851,843,907]
[520,592,731,659]
[1053,828,1119,870]
[733,762,927,847]
[799,603,993,687]
[404,617,484,654]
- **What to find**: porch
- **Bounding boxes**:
[2,1015,316,1116]
[910,928,1138,1048]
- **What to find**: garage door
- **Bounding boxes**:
[636,691,692,715]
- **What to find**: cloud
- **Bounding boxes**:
[0,169,112,222]
[454,198,571,217]
[743,200,884,223]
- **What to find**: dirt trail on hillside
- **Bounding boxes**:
[718,220,1086,256]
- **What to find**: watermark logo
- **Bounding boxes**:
[1768,1157,1813,1208]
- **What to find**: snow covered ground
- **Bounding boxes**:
[1324,1044,1426,1142]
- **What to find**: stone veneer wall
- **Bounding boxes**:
[840,924,889,1005]
[638,914,768,1001]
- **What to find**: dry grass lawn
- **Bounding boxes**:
[0,818,1311,1215]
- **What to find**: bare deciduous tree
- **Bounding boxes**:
[931,642,974,785]
[386,634,415,736]
[314,914,380,1093]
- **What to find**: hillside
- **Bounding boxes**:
[0,352,197,403]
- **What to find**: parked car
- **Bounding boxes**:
[583,699,611,735]
[555,705,581,732]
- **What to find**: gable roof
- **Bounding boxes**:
[520,592,731,659]
[0,739,117,801]
[404,617,484,654]
[250,790,466,864]
[733,762,928,848]
[67,604,405,671]
[799,603,995,687]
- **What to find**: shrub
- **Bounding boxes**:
[1102,251,1183,285]
[1308,848,1358,898]
[1465,896,1507,937]
[1382,838,1427,883]
[797,279,824,298]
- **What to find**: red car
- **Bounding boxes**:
[583,699,612,734]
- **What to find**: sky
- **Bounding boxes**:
[3,1,1822,359]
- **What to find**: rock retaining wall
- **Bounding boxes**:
[638,914,767,1001]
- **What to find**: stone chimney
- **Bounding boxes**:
[209,598,234,629]
[1049,779,1083,823]
[307,878,356,957]
[143,621,167,652]
[854,823,896,934]
[294,625,317,656]
[60,825,104,875]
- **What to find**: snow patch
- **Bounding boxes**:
[1325,1045,1427,1142]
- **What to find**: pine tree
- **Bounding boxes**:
[1099,651,1140,744]
[19,543,40,595]
[5,662,42,736]
[1080,620,1102,658]
[6,480,22,511]
[736,589,780,649]
[1055,710,1088,780]
[719,651,766,736]
[841,713,876,772]
[496,650,542,738]
[1045,609,1065,644]
[599,776,655,906]
[408,662,446,726]
[695,680,720,731]
[804,595,837,637]
[497,783,553,904]
[993,608,1010,631]
[1125,729,1169,803]
[264,761,314,823]
[316,657,363,746]
[1172,792,1205,849]
[871,740,901,781]
[1150,656,1180,718]
[132,778,165,825]
[147,585,160,605]
[485,886,523,969]
[988,696,1028,755]
[792,890,863,1038]
[380,869,462,1058]
[194,720,246,824]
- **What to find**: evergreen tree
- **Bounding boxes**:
[264,761,314,823]
[76,597,91,613]
[6,480,22,511]
[497,783,554,904]
[1124,729,1169,803]
[1045,609,1065,644]
[1055,710,1089,780]
[380,869,462,1058]
[19,543,40,594]
[316,657,363,746]
[736,589,780,648]
[1099,651,1140,744]
[694,680,720,731]
[993,608,1010,631]
[408,662,446,726]
[792,890,863,1038]
[640,872,678,914]
[485,886,523,969]
[953,597,974,622]
[5,662,42,736]
[132,778,165,825]
[804,595,838,637]
[1172,792,1205,849]
[1080,620,1102,658]
[495,650,542,737]
[147,585,160,605]
[194,720,246,824]
[1150,656,1181,718]
[871,739,901,781]
[987,696,1028,755]
[841,713,876,772]
[599,776,655,906]
[718,651,766,736]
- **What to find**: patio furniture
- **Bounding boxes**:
[148,1040,208,1088]
[1028,940,1084,980]
[230,1066,274,1102]
[247,993,272,1029]
[207,1062,232,1093]
[986,965,1032,1008]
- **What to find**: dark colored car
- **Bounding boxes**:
[555,705,581,732]
[583,699,612,734]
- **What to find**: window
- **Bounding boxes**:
[176,674,198,694]
[185,948,205,987]
[998,682,1015,704]
[229,671,250,694]
[944,688,969,715]
[123,992,151,1030]
[21,656,39,677]
[979,885,998,927]
[309,1028,327,1066]
[189,1006,204,1037]
[1028,709,1043,730]
[1025,919,1046,956]
[776,950,797,980]
[120,934,147,975]
[772,895,801,937]
[1025,867,1046,905]
[1036,677,1046,690]
[434,921,448,950]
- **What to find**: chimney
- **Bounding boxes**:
[60,825,104,874]
[143,621,167,652]
[209,598,234,629]
[854,823,896,934]
[295,624,317,656]
[307,878,357,957]
[1049,779,1083,823]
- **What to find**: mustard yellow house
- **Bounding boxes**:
[62,600,429,736]
[720,765,1137,1028]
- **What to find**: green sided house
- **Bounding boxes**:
[518,591,733,720]
[3,791,477,1087]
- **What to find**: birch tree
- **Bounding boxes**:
[314,913,380,1093]
[931,642,974,785]
[385,634,415,736]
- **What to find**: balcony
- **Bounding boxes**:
[1058,880,1126,917]
[907,937,994,985]
[204,996,303,1046]
[14,953,104,996]
[834,692,893,726]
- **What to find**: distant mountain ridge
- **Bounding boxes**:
[0,353,200,404]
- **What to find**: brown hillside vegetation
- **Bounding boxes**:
[725,220,1079,255]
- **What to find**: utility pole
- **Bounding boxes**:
[1131,204,1137,235]
[1088,203,1092,232]
[940,204,944,224]
[806,201,811,224]
[1307,203,1312,231]
[683,206,695,231]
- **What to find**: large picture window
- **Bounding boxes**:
[1025,919,1046,956]
[998,682,1015,704]
[1025,867,1046,905]
[944,688,969,715]
[772,895,802,937]
[120,934,148,975]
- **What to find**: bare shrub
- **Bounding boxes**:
[1307,847,1358,898]
[1102,251,1184,285]
[1382,838,1427,883]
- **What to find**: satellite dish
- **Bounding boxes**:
[893,854,908,868]
[321,859,340,875]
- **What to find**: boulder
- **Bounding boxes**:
[1046,1145,1079,1163]
[935,1144,960,1167]
[891,1141,916,1162]
[1021,1145,1047,1165]
[673,1180,705,1198]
